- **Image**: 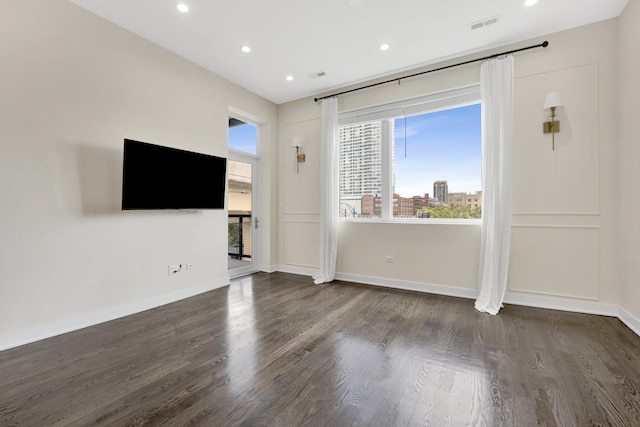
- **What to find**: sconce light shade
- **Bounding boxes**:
[543,91,563,151]
[543,92,564,110]
[292,137,305,173]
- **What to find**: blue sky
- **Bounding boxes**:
[229,123,257,154]
[393,103,481,196]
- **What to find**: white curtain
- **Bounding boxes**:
[313,97,339,284]
[475,55,514,315]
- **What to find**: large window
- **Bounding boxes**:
[338,86,482,221]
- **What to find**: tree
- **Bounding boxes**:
[228,223,240,247]
[418,204,481,219]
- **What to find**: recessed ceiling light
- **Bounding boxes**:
[241,46,251,53]
[286,75,294,81]
[524,0,538,6]
[176,3,189,12]
[380,43,390,51]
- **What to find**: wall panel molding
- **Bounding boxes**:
[508,225,599,300]
[277,264,319,277]
[512,212,600,216]
[512,62,599,215]
[282,221,320,267]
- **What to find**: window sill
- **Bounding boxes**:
[339,217,482,226]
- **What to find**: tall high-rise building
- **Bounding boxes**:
[433,180,449,204]
[339,122,382,199]
[339,121,394,215]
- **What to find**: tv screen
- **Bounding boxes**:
[122,139,227,210]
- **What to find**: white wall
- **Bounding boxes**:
[278,19,620,311]
[0,0,277,349]
[619,0,640,323]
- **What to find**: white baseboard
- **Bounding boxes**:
[618,307,640,337]
[0,277,230,352]
[503,292,619,317]
[277,264,320,277]
[260,265,278,273]
[335,272,478,300]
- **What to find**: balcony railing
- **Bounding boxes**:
[228,214,252,261]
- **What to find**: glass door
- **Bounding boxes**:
[228,116,260,277]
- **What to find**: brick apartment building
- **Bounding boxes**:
[361,193,429,217]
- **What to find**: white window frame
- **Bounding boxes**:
[338,85,482,225]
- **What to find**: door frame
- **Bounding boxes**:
[228,115,261,278]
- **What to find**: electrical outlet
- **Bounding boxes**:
[385,256,394,263]
[168,264,182,275]
[186,263,195,270]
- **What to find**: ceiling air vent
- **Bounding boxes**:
[307,71,327,80]
[470,15,501,31]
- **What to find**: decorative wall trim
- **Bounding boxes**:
[277,264,319,277]
[505,287,608,300]
[506,287,599,301]
[510,224,599,229]
[508,225,600,300]
[283,212,321,216]
[619,307,640,338]
[503,292,617,317]
[513,62,600,216]
[0,277,230,352]
[282,221,321,267]
[511,212,600,216]
[335,272,478,300]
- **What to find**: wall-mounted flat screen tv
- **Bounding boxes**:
[122,139,226,210]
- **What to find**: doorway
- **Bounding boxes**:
[228,116,260,277]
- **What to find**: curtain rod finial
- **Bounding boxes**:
[542,41,549,48]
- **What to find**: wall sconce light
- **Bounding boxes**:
[543,91,564,150]
[292,137,305,173]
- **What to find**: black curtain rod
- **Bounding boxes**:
[314,41,549,102]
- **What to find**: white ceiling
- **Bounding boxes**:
[69,0,628,105]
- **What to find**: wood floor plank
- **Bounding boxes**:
[1,272,640,426]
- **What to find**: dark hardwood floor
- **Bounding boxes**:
[1,272,640,426]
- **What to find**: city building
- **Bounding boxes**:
[449,191,483,209]
[448,192,466,206]
[395,193,415,217]
[465,191,482,209]
[361,193,429,217]
[360,194,380,217]
[339,121,384,215]
[433,180,449,204]
[411,194,430,212]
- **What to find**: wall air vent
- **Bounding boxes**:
[307,71,327,79]
[470,15,501,30]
